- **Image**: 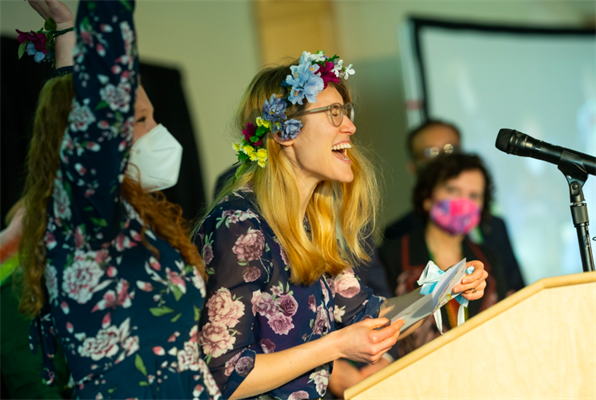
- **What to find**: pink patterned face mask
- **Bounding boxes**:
[429,197,481,235]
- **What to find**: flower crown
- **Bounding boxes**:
[233,50,355,172]
[16,18,74,66]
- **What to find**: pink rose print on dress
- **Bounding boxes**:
[268,313,294,335]
[199,322,236,358]
[197,357,222,398]
[206,288,245,328]
[45,264,59,305]
[69,99,96,132]
[62,253,105,304]
[278,294,298,317]
[202,243,214,265]
[308,294,316,312]
[99,81,132,113]
[52,173,72,221]
[91,279,134,312]
[312,306,331,336]
[177,341,200,372]
[223,351,242,376]
[334,305,346,323]
[243,266,261,282]
[234,356,254,377]
[333,269,360,298]
[309,368,330,396]
[232,228,265,262]
[280,246,289,266]
[251,290,276,318]
[288,390,309,400]
[260,338,276,354]
[78,325,120,361]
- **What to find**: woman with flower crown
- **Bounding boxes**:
[194,51,489,399]
[17,0,219,398]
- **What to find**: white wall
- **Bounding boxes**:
[2,0,593,225]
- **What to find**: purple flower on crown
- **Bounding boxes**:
[319,61,339,89]
[281,119,303,140]
[262,94,287,122]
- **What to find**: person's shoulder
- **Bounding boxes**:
[201,187,266,230]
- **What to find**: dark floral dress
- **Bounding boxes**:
[194,189,385,400]
[31,1,219,399]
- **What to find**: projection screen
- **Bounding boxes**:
[400,18,596,284]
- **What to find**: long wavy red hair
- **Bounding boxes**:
[19,74,205,318]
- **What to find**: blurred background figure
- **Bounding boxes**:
[384,121,525,294]
[379,153,509,357]
[1,200,72,399]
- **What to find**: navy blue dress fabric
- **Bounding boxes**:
[30,2,219,398]
[194,188,385,400]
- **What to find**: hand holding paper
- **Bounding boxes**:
[379,259,487,332]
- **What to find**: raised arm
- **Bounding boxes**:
[51,0,138,242]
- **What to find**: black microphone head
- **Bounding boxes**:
[496,129,515,153]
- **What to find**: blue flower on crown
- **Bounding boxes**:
[286,61,324,105]
[262,94,288,122]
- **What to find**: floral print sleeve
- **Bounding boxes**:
[56,0,137,241]
[196,191,384,400]
[33,1,220,399]
[195,196,270,398]
[328,268,385,329]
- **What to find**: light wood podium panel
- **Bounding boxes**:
[345,272,596,399]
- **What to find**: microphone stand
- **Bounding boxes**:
[558,150,595,272]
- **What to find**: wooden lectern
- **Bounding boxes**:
[345,271,596,399]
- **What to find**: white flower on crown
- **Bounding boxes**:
[302,51,326,64]
[343,64,355,80]
[331,59,344,77]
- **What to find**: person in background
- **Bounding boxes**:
[379,153,509,357]
[384,120,525,293]
[17,1,218,398]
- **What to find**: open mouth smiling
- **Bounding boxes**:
[332,142,352,162]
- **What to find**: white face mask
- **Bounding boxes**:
[126,124,183,192]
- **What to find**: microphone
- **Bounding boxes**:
[495,129,596,176]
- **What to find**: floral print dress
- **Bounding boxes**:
[194,189,385,400]
[31,2,219,399]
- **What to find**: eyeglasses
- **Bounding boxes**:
[296,102,354,127]
[419,143,460,160]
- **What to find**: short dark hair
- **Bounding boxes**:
[412,153,493,223]
[406,119,461,160]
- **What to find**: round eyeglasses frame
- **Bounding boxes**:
[295,102,355,127]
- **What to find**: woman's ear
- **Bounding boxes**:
[271,132,296,147]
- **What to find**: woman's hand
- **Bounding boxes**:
[453,260,488,301]
[334,318,405,364]
[27,0,75,68]
[27,0,74,30]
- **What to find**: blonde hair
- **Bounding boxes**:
[208,60,380,286]
[19,75,205,318]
